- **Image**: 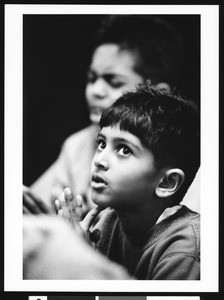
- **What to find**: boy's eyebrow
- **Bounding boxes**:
[97,133,105,139]
[88,68,127,79]
[113,137,141,150]
[98,132,141,151]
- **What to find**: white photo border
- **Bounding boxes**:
[4,4,219,292]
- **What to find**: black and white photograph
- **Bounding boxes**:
[4,3,219,294]
[23,13,201,281]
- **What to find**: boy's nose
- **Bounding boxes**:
[91,78,107,99]
[93,152,109,170]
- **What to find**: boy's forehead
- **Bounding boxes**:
[100,125,130,136]
[100,125,142,146]
[91,44,138,74]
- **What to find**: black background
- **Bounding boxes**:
[23,14,200,186]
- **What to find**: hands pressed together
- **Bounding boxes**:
[23,186,102,245]
[23,187,132,280]
[55,187,102,244]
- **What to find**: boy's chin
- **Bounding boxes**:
[91,192,110,209]
[89,113,101,124]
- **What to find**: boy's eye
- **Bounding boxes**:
[109,79,125,89]
[104,75,125,89]
[117,145,132,156]
[96,139,106,150]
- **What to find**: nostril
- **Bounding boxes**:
[95,160,109,170]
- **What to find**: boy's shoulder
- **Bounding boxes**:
[95,205,200,257]
[170,205,200,235]
[93,205,200,244]
[151,205,200,259]
[93,205,200,280]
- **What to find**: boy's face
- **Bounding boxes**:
[85,44,144,124]
[90,125,163,212]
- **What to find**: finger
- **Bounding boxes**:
[81,206,102,231]
[55,199,61,214]
[75,194,83,206]
[64,189,83,222]
[23,192,42,215]
[80,193,96,217]
[50,186,64,213]
[74,194,84,221]
[58,193,70,219]
[64,188,75,214]
[58,206,83,237]
[64,187,73,202]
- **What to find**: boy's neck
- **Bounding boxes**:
[116,204,167,237]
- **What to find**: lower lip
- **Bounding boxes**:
[91,181,107,190]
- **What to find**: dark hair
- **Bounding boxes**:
[100,82,200,199]
[94,15,184,87]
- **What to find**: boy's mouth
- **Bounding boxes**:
[91,174,107,190]
[89,106,104,116]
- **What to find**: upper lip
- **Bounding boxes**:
[92,173,107,184]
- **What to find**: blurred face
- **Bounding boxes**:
[85,44,144,124]
[90,125,163,212]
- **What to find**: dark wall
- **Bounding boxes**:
[23,15,200,186]
[23,15,102,185]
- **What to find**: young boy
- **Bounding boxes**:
[56,82,200,280]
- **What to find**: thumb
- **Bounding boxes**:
[80,206,102,232]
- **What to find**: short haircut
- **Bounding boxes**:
[100,82,200,199]
[94,15,184,87]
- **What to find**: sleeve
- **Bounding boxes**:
[30,140,71,210]
[152,252,200,280]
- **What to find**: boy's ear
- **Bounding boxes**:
[155,82,171,93]
[155,168,185,198]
